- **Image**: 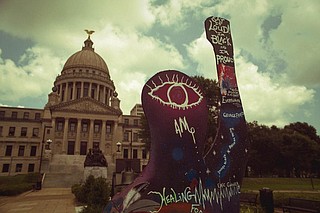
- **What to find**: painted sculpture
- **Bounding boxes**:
[105,16,248,213]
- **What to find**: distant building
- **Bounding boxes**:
[130,104,144,116]
[0,35,147,185]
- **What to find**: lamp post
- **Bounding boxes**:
[37,125,52,190]
[116,141,121,152]
[46,139,52,150]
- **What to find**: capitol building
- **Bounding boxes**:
[0,35,147,186]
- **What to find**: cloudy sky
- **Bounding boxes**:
[0,0,319,132]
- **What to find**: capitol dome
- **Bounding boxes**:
[62,37,110,78]
[52,34,117,107]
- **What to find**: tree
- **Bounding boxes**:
[192,76,220,142]
[72,175,111,213]
[281,126,320,177]
[284,122,320,143]
[247,121,320,177]
[246,121,282,177]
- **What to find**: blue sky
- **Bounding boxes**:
[0,0,319,133]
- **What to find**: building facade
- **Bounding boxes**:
[0,35,147,181]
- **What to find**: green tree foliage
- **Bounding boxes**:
[72,175,111,213]
[192,76,220,141]
[247,121,320,177]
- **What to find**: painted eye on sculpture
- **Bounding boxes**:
[147,75,203,110]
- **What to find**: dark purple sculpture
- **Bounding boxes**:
[105,16,248,213]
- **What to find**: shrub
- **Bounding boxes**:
[0,173,39,196]
[0,183,32,196]
[72,175,111,212]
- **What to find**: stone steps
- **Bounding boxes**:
[43,172,83,188]
[43,154,115,188]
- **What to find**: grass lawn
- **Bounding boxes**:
[0,173,39,196]
[241,177,320,209]
[242,177,320,191]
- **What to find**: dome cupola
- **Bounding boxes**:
[51,31,118,109]
[62,32,110,78]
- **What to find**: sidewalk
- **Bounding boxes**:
[0,188,76,213]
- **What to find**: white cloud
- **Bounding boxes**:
[0,0,318,128]
[268,0,320,86]
[185,33,315,127]
[0,47,63,102]
[94,25,186,113]
[0,0,156,58]
[185,32,217,79]
[236,55,315,126]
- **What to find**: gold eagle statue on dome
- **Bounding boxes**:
[84,29,95,38]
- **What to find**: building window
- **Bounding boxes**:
[15,164,22,172]
[67,141,75,155]
[94,123,100,133]
[2,164,10,173]
[133,149,138,159]
[30,146,37,156]
[76,87,81,99]
[35,113,41,120]
[32,128,39,137]
[28,164,35,172]
[57,121,63,131]
[80,142,87,155]
[69,122,76,132]
[134,119,139,126]
[106,124,112,133]
[123,132,129,142]
[124,119,129,125]
[0,126,3,136]
[83,83,89,97]
[21,127,27,136]
[5,145,13,156]
[61,89,65,101]
[142,149,147,159]
[70,87,73,100]
[18,146,25,156]
[133,133,138,142]
[23,112,29,119]
[11,111,17,119]
[0,111,5,118]
[82,122,88,132]
[91,88,95,98]
[123,149,128,159]
[8,127,15,136]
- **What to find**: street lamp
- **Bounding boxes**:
[37,125,52,190]
[46,139,52,150]
[116,141,122,152]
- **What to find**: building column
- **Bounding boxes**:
[75,118,81,155]
[59,84,62,102]
[51,118,56,153]
[89,83,92,98]
[101,120,106,154]
[102,86,106,104]
[62,118,69,154]
[96,84,100,101]
[72,82,76,100]
[80,81,84,98]
[107,88,111,106]
[65,82,69,102]
[88,119,94,149]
